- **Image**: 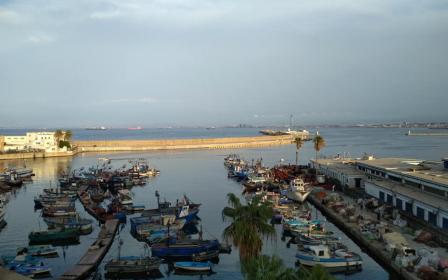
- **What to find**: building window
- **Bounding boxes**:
[428,212,437,226]
[379,191,385,202]
[405,202,412,213]
[396,198,403,210]
[443,218,448,230]
[386,194,393,205]
[416,207,425,220]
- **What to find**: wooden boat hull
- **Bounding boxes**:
[105,257,162,274]
[174,261,212,272]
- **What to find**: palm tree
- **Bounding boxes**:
[243,255,335,280]
[293,137,304,166]
[313,135,326,163]
[242,255,297,280]
[54,130,63,148]
[297,265,336,280]
[63,130,73,142]
[222,193,275,260]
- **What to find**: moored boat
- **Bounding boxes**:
[28,228,79,245]
[151,239,220,258]
[174,261,212,272]
[286,178,311,203]
[105,256,162,275]
[295,245,362,273]
[17,245,58,257]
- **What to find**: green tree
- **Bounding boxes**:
[297,265,336,280]
[242,255,297,280]
[293,137,304,166]
[313,135,326,163]
[54,130,63,149]
[222,193,275,260]
[243,255,335,280]
[63,130,73,142]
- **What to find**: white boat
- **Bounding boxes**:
[296,245,362,273]
[174,261,212,272]
[118,189,133,205]
[286,178,311,202]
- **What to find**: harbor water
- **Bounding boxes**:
[1,127,447,279]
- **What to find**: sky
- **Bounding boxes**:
[0,0,447,128]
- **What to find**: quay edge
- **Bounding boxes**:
[307,195,418,280]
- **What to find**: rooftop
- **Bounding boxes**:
[312,158,365,176]
[368,178,448,210]
[358,158,448,187]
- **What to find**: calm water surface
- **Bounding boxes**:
[1,128,447,279]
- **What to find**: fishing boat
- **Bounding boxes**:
[17,245,58,257]
[192,250,220,261]
[118,189,133,205]
[296,245,363,273]
[42,206,77,217]
[28,228,79,245]
[174,261,212,272]
[151,239,220,258]
[44,216,93,234]
[286,178,311,202]
[105,256,162,275]
[14,263,52,278]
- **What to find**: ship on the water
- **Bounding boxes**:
[85,126,107,130]
[128,126,142,130]
[260,128,310,137]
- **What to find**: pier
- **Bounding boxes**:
[59,219,119,280]
[308,194,419,280]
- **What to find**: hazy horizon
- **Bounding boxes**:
[1,0,447,127]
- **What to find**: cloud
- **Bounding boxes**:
[0,8,21,24]
[90,9,122,20]
[26,35,54,44]
[109,97,158,104]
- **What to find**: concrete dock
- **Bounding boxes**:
[0,268,32,280]
[308,194,420,280]
[59,219,119,280]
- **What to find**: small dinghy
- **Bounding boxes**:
[174,261,212,272]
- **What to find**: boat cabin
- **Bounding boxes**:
[307,245,331,258]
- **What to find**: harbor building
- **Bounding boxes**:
[312,157,448,230]
[310,158,365,189]
[1,132,61,153]
[358,158,448,230]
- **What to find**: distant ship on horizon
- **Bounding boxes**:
[128,126,142,130]
[85,126,107,130]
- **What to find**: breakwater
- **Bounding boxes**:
[0,135,296,161]
[73,135,295,153]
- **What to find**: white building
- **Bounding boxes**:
[357,158,448,230]
[310,158,365,189]
[311,157,448,230]
[1,132,62,153]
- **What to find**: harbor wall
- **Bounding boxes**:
[73,135,295,153]
[0,151,75,161]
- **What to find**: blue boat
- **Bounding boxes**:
[14,264,52,277]
[151,239,220,258]
[174,261,212,272]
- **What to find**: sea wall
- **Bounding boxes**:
[73,135,295,152]
[0,151,75,161]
